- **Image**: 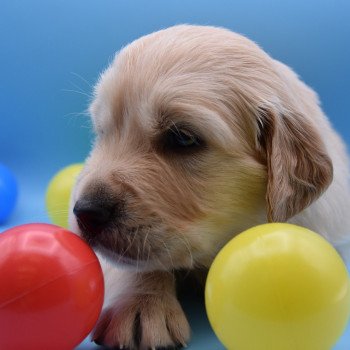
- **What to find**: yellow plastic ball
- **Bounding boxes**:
[205,223,350,350]
[46,163,83,228]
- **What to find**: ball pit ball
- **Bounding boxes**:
[0,223,104,350]
[46,163,83,228]
[0,163,18,224]
[205,223,350,350]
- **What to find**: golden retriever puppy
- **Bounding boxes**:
[69,25,350,349]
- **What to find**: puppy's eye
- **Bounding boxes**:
[162,127,204,154]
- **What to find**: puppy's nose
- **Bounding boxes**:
[73,199,114,234]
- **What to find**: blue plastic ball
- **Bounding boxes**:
[0,163,18,223]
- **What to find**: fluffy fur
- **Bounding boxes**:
[69,25,350,349]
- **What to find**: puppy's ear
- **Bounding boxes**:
[256,106,333,222]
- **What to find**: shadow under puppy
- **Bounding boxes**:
[69,25,350,350]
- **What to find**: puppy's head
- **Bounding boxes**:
[69,25,332,271]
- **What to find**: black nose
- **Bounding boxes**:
[73,199,115,234]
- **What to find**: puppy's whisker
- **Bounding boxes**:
[70,80,90,95]
[68,78,93,98]
[64,110,90,119]
[176,233,194,269]
[70,72,93,89]
[142,227,151,257]
[155,255,168,271]
[121,226,139,256]
[161,241,175,272]
[117,236,127,259]
[170,120,181,136]
[61,88,92,99]
[146,245,151,266]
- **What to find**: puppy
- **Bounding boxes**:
[69,25,350,349]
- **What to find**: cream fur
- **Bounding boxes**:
[69,25,350,349]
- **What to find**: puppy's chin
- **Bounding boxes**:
[93,244,167,272]
[68,219,173,272]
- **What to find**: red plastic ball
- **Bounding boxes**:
[0,223,104,350]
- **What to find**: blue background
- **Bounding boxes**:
[0,0,349,349]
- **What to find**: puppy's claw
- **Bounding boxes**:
[93,286,190,350]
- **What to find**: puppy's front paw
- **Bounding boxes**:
[92,293,190,350]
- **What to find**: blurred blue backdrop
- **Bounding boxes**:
[1,1,349,349]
